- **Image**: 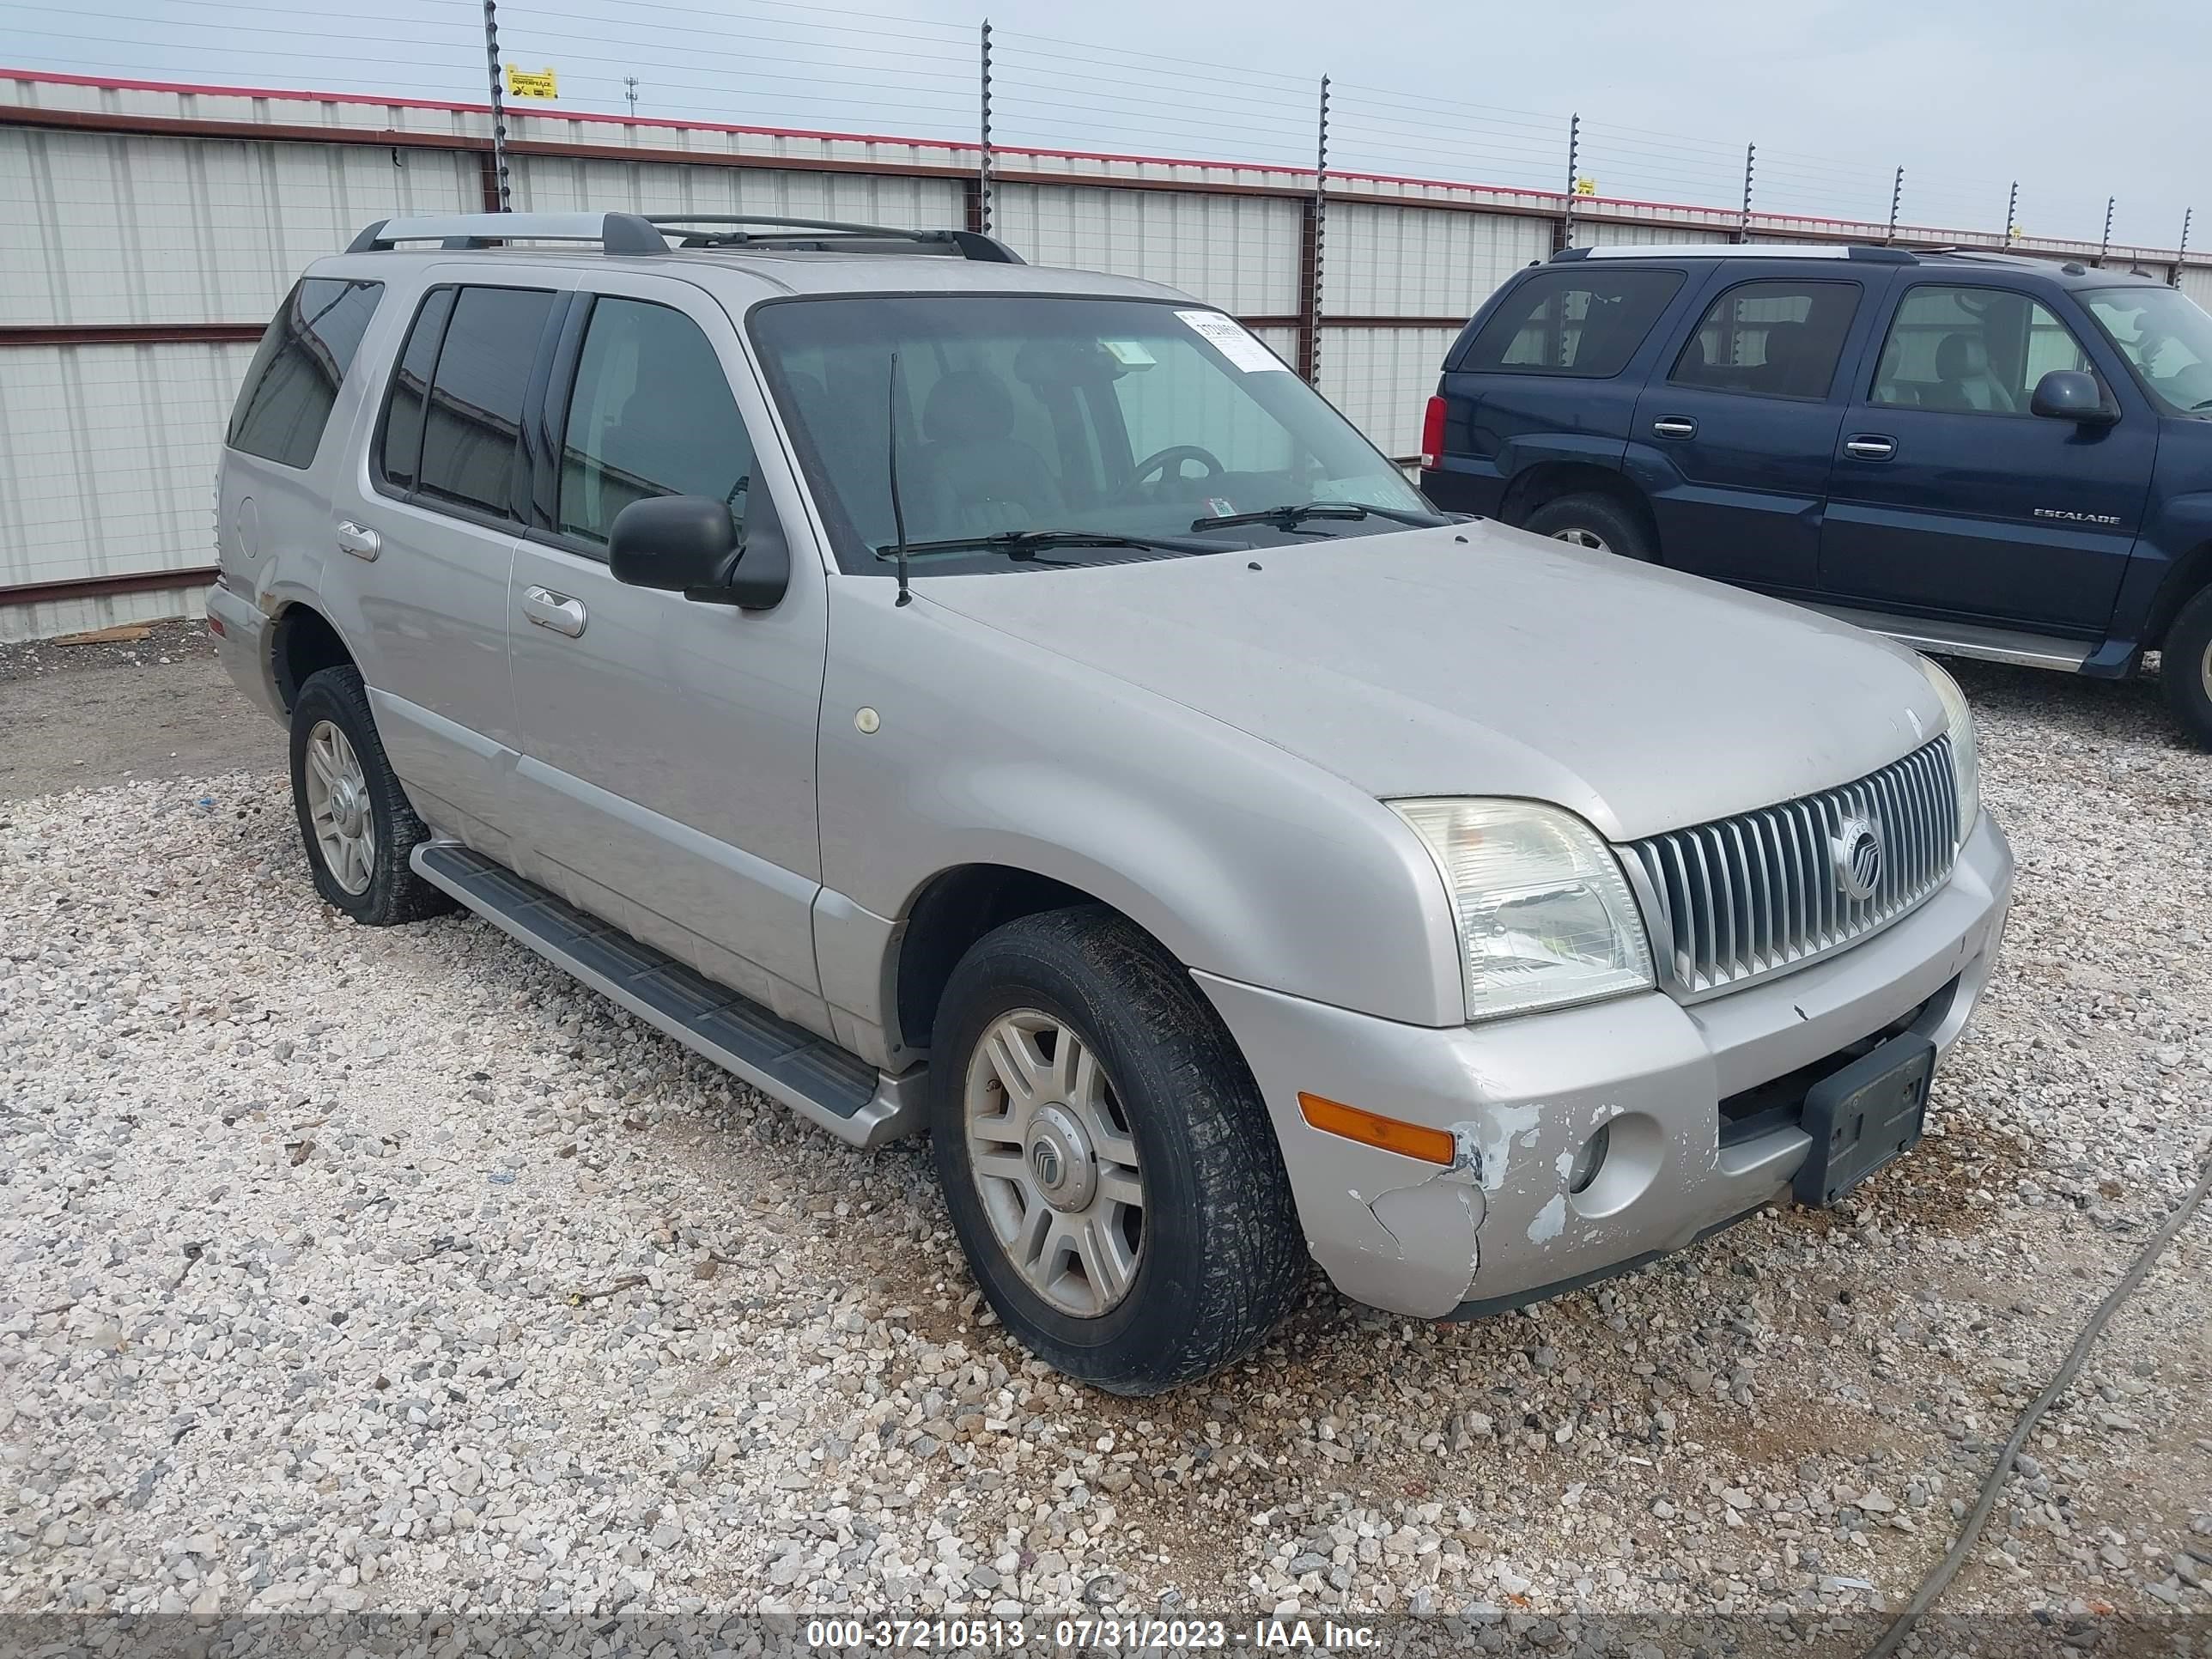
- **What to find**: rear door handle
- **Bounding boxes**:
[521,585,587,638]
[1651,416,1698,440]
[1844,434,1897,461]
[335,520,380,561]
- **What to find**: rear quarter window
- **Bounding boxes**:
[1458,267,1685,379]
[227,278,385,468]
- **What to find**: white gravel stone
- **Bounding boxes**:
[2,660,2208,1632]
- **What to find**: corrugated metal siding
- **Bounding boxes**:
[1574,220,1731,248]
[0,340,248,589]
[509,153,966,230]
[0,583,208,647]
[991,181,1300,315]
[1,128,478,327]
[1317,326,1461,460]
[2179,266,2212,314]
[1329,204,1547,318]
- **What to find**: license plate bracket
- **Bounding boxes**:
[1793,1033,1936,1207]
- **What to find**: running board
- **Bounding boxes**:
[1802,604,2095,672]
[411,842,923,1148]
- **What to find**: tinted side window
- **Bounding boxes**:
[227,278,384,467]
[416,286,556,520]
[1461,269,1685,378]
[1670,280,1860,399]
[558,298,756,546]
[376,286,456,493]
[1871,285,2094,415]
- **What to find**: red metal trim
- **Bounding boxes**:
[0,322,263,347]
[0,565,216,607]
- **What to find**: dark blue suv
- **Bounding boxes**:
[1419,244,2212,745]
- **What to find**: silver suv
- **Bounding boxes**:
[210,211,2014,1394]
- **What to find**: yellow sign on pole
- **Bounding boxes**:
[1572,176,1598,198]
[504,64,558,100]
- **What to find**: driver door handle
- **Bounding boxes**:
[1651,416,1698,440]
[1844,434,1897,461]
[521,585,587,638]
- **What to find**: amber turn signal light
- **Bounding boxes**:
[1297,1091,1455,1165]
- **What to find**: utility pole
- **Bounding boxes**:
[1737,142,1755,242]
[2179,208,2194,288]
[1886,166,1903,245]
[1561,112,1580,250]
[976,21,994,235]
[624,76,639,118]
[2003,180,2018,246]
[480,0,511,210]
[1300,74,1328,386]
[2100,196,2116,265]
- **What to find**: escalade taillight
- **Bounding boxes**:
[1419,395,1445,471]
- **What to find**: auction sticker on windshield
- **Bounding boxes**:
[1176,309,1289,373]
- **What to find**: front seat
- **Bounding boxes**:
[916,370,1062,535]
[1926,333,2016,413]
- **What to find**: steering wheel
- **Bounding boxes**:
[1132,444,1227,494]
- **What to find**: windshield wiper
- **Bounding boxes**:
[1188,500,1445,532]
[872,527,1218,561]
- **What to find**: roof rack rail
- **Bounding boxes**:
[1552,242,1919,264]
[345,211,1023,263]
[645,214,1023,263]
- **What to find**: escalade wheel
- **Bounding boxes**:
[288,665,455,926]
[1521,493,1654,562]
[2161,586,2212,750]
[929,906,1304,1395]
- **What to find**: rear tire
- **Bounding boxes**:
[1521,492,1655,562]
[288,665,456,926]
[928,906,1304,1395]
[2161,586,2212,750]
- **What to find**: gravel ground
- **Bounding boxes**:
[3,644,2209,1652]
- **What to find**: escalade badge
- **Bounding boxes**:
[1832,815,1883,902]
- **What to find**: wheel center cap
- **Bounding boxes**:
[329,775,365,836]
[1025,1103,1097,1212]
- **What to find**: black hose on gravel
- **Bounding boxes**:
[1860,1139,2212,1659]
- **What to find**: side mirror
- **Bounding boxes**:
[608,490,790,610]
[2030,368,2118,427]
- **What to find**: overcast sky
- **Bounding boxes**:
[5,0,2203,246]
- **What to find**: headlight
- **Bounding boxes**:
[1390,799,1655,1023]
[1918,658,1980,844]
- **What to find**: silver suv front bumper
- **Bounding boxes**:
[1196,811,2014,1319]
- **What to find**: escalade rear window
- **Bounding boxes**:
[226,278,384,468]
[1459,268,1684,378]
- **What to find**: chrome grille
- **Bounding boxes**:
[1625,736,1959,998]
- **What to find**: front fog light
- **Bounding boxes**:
[1567,1122,1610,1194]
[1390,798,1655,1022]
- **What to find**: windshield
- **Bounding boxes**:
[2082,286,2212,416]
[747,295,1437,574]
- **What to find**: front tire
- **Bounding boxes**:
[2160,585,2212,750]
[1521,492,1655,562]
[288,665,455,925]
[929,907,1304,1395]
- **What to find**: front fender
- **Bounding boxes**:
[816,581,1466,1030]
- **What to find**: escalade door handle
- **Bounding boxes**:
[1651,416,1698,440]
[521,585,587,638]
[1844,434,1897,461]
[335,520,380,561]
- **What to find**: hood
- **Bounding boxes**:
[919,521,1947,842]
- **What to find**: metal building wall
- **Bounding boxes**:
[8,70,2212,640]
[992,181,1303,318]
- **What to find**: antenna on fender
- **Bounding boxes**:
[886,351,913,607]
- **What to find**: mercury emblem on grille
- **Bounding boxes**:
[1831,814,1884,902]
